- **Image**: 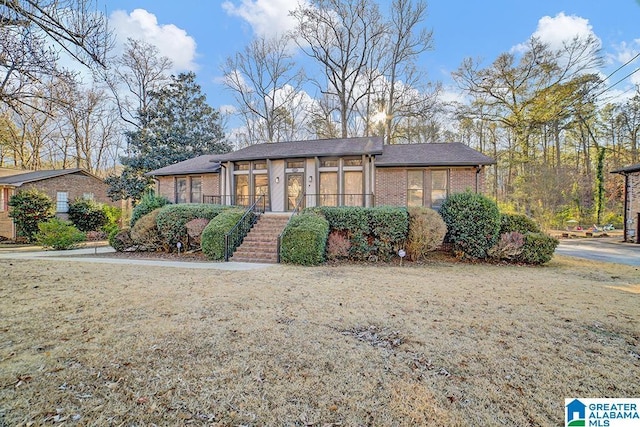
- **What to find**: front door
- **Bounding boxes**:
[286,173,303,211]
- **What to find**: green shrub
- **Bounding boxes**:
[8,189,55,242]
[406,207,447,261]
[109,228,133,252]
[201,208,246,260]
[499,213,541,235]
[130,192,170,227]
[102,204,122,231]
[68,198,108,232]
[307,206,407,261]
[36,218,86,250]
[130,209,163,251]
[280,214,329,265]
[516,232,559,265]
[439,191,501,259]
[156,204,231,251]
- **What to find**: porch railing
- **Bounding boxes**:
[224,195,266,262]
[204,194,270,210]
[276,193,306,263]
[299,193,375,208]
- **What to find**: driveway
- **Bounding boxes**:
[555,237,640,266]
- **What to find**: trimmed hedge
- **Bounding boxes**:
[130,193,170,227]
[279,213,329,265]
[201,208,247,260]
[517,232,559,264]
[130,209,163,251]
[439,191,501,259]
[500,213,541,235]
[306,206,408,261]
[156,204,231,251]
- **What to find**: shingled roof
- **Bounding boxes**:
[145,155,222,177]
[213,136,384,161]
[611,163,640,174]
[0,168,95,186]
[375,142,495,167]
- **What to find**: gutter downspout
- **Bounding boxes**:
[475,165,481,193]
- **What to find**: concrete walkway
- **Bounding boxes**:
[0,246,276,271]
[555,237,640,266]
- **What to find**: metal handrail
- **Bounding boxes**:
[224,195,265,261]
[276,193,306,263]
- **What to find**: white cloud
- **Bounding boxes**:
[109,9,198,72]
[222,0,307,38]
[513,12,600,53]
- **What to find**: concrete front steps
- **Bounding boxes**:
[230,213,291,263]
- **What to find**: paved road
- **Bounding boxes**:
[0,246,276,271]
[555,238,640,266]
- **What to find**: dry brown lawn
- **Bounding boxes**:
[0,255,639,426]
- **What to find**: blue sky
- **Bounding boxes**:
[99,0,640,115]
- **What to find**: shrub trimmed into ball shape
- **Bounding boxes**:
[439,191,501,259]
[280,214,329,265]
[406,207,447,261]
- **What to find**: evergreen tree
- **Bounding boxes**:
[107,72,231,202]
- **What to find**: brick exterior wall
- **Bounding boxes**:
[375,166,487,208]
[155,174,220,203]
[0,171,115,239]
[625,171,640,242]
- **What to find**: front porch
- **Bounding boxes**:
[203,193,376,212]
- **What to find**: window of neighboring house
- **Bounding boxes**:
[0,188,5,212]
[56,191,69,213]
[407,170,424,207]
[431,170,448,209]
[176,178,188,203]
[190,178,202,203]
[83,192,94,201]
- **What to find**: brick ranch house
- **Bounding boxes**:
[146,137,495,212]
[0,168,115,240]
[612,163,640,243]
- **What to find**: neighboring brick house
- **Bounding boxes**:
[612,163,640,243]
[0,168,115,240]
[146,137,495,212]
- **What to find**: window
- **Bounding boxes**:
[190,178,202,203]
[344,157,362,167]
[287,160,304,169]
[83,192,94,201]
[253,161,267,170]
[0,188,5,212]
[407,170,424,207]
[320,158,338,168]
[235,174,249,206]
[431,170,448,209]
[344,171,363,206]
[56,192,69,213]
[235,162,250,171]
[176,178,187,203]
[254,174,269,210]
[319,172,338,206]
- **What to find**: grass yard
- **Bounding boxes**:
[0,255,638,426]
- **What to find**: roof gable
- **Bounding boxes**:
[0,168,97,186]
[145,155,222,177]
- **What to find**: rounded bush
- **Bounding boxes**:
[439,191,500,259]
[517,232,558,264]
[130,193,170,227]
[36,218,86,250]
[406,207,447,261]
[500,213,541,235]
[156,204,231,251]
[130,209,163,251]
[280,214,329,266]
[201,208,246,260]
[68,199,108,232]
